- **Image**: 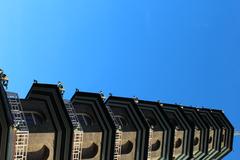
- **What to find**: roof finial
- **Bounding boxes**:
[0,68,9,90]
[57,81,65,96]
[133,96,139,104]
[33,79,38,84]
[75,88,80,92]
[99,90,106,100]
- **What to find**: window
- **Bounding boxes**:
[24,111,44,126]
[146,117,157,127]
[115,115,128,127]
[77,113,93,126]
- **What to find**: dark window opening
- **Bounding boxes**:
[186,114,195,124]
[24,111,44,126]
[77,113,93,127]
[168,114,182,130]
[115,115,128,127]
[146,117,157,127]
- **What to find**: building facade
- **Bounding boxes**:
[0,83,234,160]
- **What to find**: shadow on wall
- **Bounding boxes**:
[28,145,50,160]
[121,141,133,154]
[82,143,99,159]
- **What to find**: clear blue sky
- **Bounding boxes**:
[0,0,239,159]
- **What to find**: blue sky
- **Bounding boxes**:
[0,0,239,159]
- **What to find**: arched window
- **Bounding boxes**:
[115,115,128,127]
[24,111,44,126]
[146,117,157,127]
[77,113,93,126]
